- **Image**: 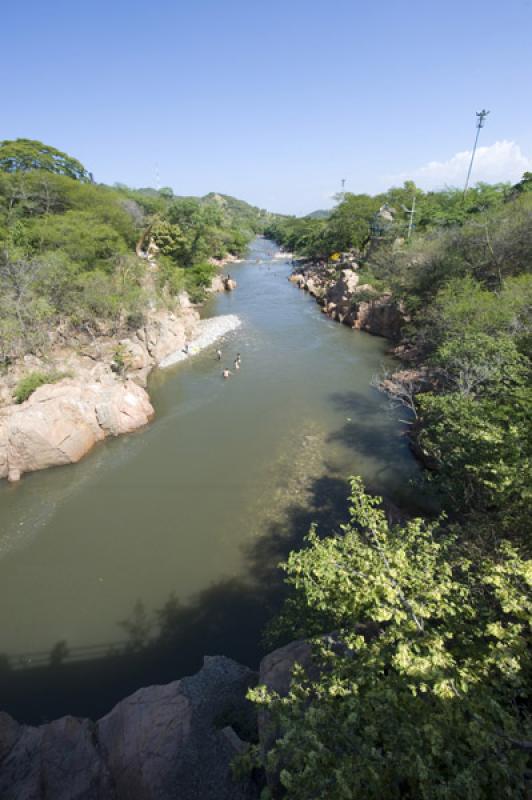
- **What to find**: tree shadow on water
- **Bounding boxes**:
[0,472,351,725]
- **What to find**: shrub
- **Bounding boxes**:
[15,370,69,403]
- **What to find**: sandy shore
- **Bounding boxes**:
[159,314,242,368]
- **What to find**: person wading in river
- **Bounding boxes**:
[223,368,232,379]
[216,348,222,360]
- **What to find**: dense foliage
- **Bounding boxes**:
[265,181,511,259]
[251,479,531,799]
[254,179,532,797]
[267,179,532,533]
[0,139,91,182]
[0,141,268,362]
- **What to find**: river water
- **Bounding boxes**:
[0,239,423,723]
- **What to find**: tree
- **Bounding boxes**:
[322,193,381,253]
[250,479,531,800]
[0,139,90,182]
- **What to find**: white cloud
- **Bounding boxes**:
[388,140,531,189]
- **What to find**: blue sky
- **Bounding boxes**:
[3,0,532,214]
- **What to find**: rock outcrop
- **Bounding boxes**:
[0,656,259,800]
[290,261,406,339]
[0,301,199,481]
[208,274,237,293]
[0,379,154,482]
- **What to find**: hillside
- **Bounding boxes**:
[0,138,270,366]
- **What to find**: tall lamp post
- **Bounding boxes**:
[463,109,490,197]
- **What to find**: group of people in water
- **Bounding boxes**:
[181,339,241,379]
[217,348,241,378]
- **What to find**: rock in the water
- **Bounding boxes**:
[0,303,202,482]
[0,379,154,482]
[0,656,259,800]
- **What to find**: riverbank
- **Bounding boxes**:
[0,290,241,482]
[288,256,406,339]
[0,238,422,725]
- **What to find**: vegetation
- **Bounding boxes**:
[0,139,268,363]
[266,177,532,535]
[0,138,91,182]
[14,369,70,403]
[254,178,532,797]
[265,180,512,259]
[251,479,531,799]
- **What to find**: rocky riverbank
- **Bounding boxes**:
[0,288,241,482]
[289,257,406,339]
[0,640,310,800]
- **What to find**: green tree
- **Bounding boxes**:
[0,139,90,182]
[322,193,381,253]
[250,479,531,800]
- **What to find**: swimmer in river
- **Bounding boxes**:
[234,359,240,370]
[236,352,241,363]
[223,368,231,379]
[216,348,222,360]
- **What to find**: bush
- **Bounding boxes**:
[249,478,531,800]
[15,370,69,403]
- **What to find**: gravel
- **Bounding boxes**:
[159,315,242,368]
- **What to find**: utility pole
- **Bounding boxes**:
[155,163,161,192]
[341,178,346,194]
[402,194,416,240]
[463,109,490,197]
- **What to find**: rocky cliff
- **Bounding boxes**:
[0,295,199,482]
[290,260,406,339]
[0,642,310,800]
[0,656,260,800]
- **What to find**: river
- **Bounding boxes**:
[0,238,423,723]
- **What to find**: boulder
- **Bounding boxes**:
[143,310,189,363]
[0,379,154,482]
[0,657,259,800]
[259,640,315,698]
[93,381,154,436]
[119,337,154,372]
[305,277,324,298]
[0,383,104,482]
[0,305,201,481]
[98,656,258,800]
[352,294,405,338]
[0,714,114,799]
[208,275,226,293]
[325,268,359,306]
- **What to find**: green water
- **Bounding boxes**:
[0,239,423,722]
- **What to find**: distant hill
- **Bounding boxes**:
[305,209,331,220]
[201,191,271,231]
[128,188,274,233]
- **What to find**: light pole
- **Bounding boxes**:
[402,193,416,240]
[463,109,490,197]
